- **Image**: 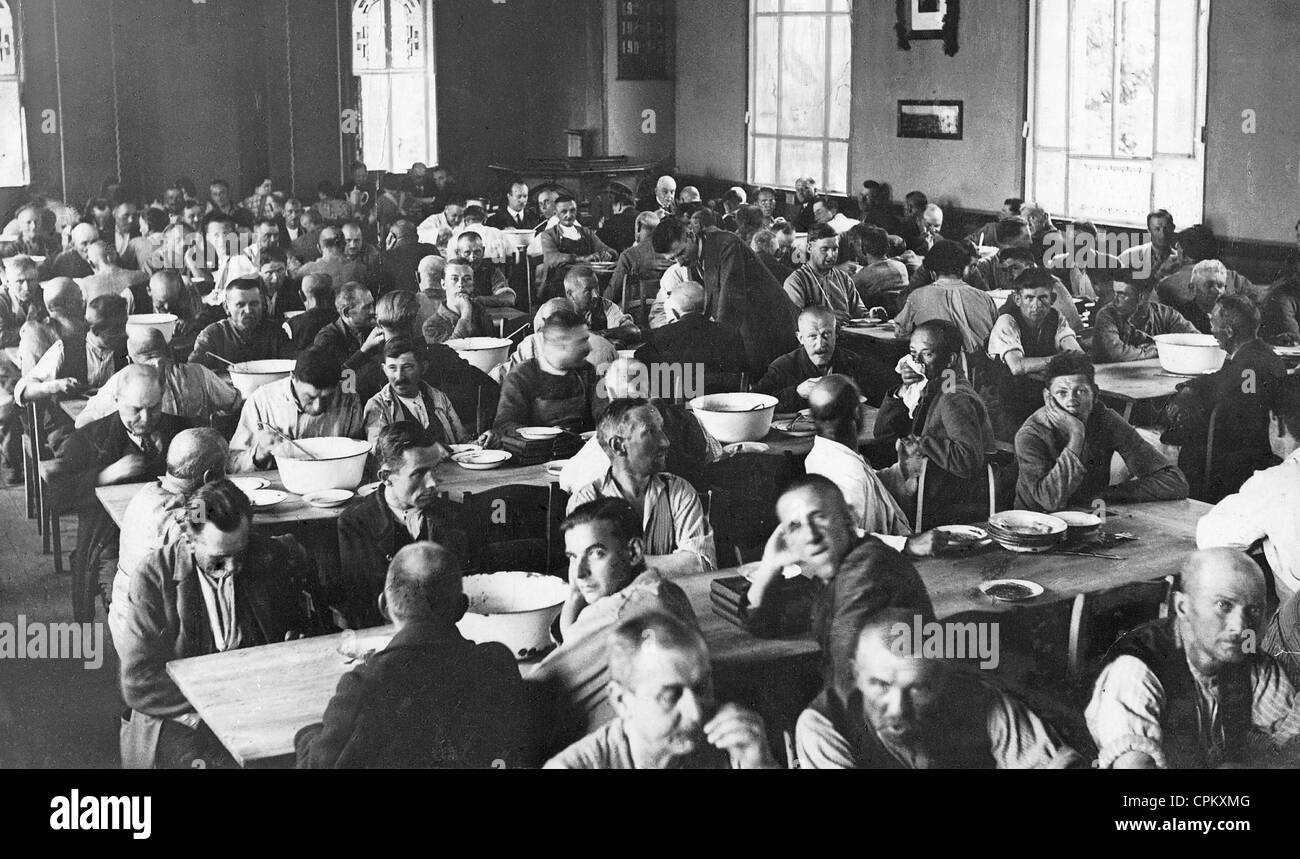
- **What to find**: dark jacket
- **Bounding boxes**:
[634,314,748,395]
[295,621,530,768]
[48,413,188,511]
[377,242,440,295]
[493,358,598,436]
[334,490,466,629]
[697,229,800,377]
[486,207,541,231]
[190,318,294,370]
[287,308,338,352]
[756,250,795,284]
[312,316,363,360]
[596,209,638,253]
[753,346,893,411]
[118,534,318,718]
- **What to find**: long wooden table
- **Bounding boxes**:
[1094,357,1186,421]
[96,470,348,529]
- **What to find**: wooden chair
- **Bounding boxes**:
[1199,403,1224,500]
[457,483,557,576]
[913,458,998,532]
[1065,576,1176,696]
[624,276,660,330]
[22,401,66,574]
[704,452,801,566]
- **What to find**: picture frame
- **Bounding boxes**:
[909,0,948,39]
[897,100,964,141]
[894,0,960,55]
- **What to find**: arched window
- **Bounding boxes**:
[352,0,436,172]
[0,0,30,188]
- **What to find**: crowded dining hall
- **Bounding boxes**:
[2,0,1300,774]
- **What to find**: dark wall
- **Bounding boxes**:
[674,0,747,182]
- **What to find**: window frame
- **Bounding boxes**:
[1023,0,1210,229]
[746,0,853,196]
[351,0,438,173]
[0,0,31,189]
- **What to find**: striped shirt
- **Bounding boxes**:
[783,264,866,325]
[568,470,716,572]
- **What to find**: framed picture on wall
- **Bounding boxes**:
[909,0,949,38]
[897,100,964,140]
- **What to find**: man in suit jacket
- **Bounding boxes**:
[486,180,541,231]
[117,478,320,768]
[335,423,466,629]
[635,282,747,395]
[596,193,639,253]
[376,220,439,295]
[296,542,530,768]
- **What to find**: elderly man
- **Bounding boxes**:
[987,267,1085,438]
[1091,274,1198,363]
[789,177,819,231]
[738,476,936,698]
[813,196,860,235]
[118,479,317,768]
[875,320,996,525]
[1020,201,1060,263]
[783,223,868,326]
[528,498,698,751]
[452,231,515,307]
[1178,258,1265,334]
[341,220,381,278]
[546,610,778,769]
[901,202,943,257]
[47,222,98,279]
[295,226,368,294]
[893,239,999,357]
[227,347,364,472]
[805,375,912,537]
[536,195,617,302]
[138,270,202,360]
[335,423,466,629]
[798,609,1082,768]
[3,204,55,258]
[958,217,1033,292]
[634,281,746,396]
[291,209,325,264]
[312,281,379,362]
[205,178,253,226]
[450,207,512,265]
[189,277,294,370]
[253,247,298,320]
[107,427,228,648]
[606,211,668,308]
[413,255,446,333]
[492,298,617,384]
[76,241,149,305]
[640,175,677,218]
[568,398,716,575]
[1198,374,1300,604]
[564,264,637,346]
[416,195,466,249]
[376,220,437,296]
[494,308,600,436]
[487,180,539,231]
[422,257,492,344]
[49,365,188,613]
[752,229,795,284]
[1086,548,1300,768]
[288,273,337,351]
[77,329,240,428]
[1164,295,1285,502]
[363,337,485,447]
[298,541,528,768]
[0,255,45,481]
[1015,353,1188,512]
[754,306,891,411]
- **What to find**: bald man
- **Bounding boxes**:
[108,427,228,647]
[798,609,1082,769]
[48,364,189,612]
[753,305,893,410]
[640,175,677,218]
[77,240,149,305]
[288,272,338,351]
[47,222,98,279]
[1087,548,1300,768]
[489,297,618,383]
[633,281,746,395]
[296,542,530,768]
[378,219,438,295]
[76,328,240,427]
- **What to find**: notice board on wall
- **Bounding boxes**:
[617,0,673,81]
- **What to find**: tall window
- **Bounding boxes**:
[351,0,436,171]
[0,0,29,188]
[1025,0,1210,227]
[748,0,852,194]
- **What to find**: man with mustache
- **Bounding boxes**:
[546,610,778,769]
[797,609,1082,768]
[754,306,892,411]
[1086,548,1300,768]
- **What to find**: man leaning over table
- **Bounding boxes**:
[227,347,364,473]
[493,308,600,437]
[527,498,698,756]
[568,398,715,576]
[797,609,1083,769]
[546,610,779,769]
[297,542,530,768]
[1086,548,1300,769]
[1090,272,1198,364]
[1198,372,1300,605]
[1014,352,1188,513]
[118,479,319,769]
[108,428,228,649]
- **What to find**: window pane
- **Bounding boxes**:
[1032,149,1068,217]
[780,14,827,137]
[778,138,824,190]
[1070,0,1114,157]
[753,15,780,135]
[359,74,392,170]
[828,0,850,11]
[827,141,848,195]
[827,15,852,140]
[353,0,387,71]
[1115,0,1155,158]
[755,0,778,12]
[391,0,426,69]
[0,80,27,187]
[390,73,428,167]
[784,0,827,11]
[1069,157,1152,225]
[753,137,778,187]
[1152,155,1203,225]
[1034,0,1069,148]
[1156,0,1198,155]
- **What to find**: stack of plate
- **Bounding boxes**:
[986,511,1068,553]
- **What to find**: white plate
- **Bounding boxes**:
[247,489,287,509]
[771,419,816,437]
[357,481,382,497]
[979,579,1045,602]
[1275,345,1300,357]
[454,449,513,470]
[545,459,570,476]
[303,489,355,508]
[517,426,563,440]
[229,477,269,494]
[935,525,994,546]
[724,442,771,455]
